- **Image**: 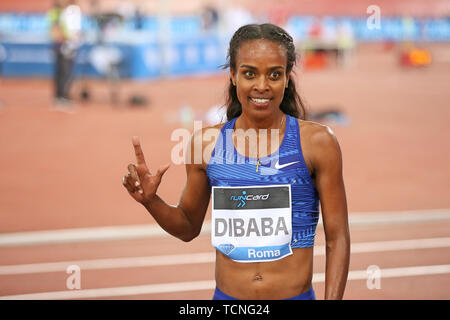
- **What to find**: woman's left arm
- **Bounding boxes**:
[310,125,350,300]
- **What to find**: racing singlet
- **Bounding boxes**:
[206,114,320,263]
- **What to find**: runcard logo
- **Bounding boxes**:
[230,190,270,208]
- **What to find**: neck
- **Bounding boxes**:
[232,111,286,160]
[237,111,286,131]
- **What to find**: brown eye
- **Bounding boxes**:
[243,70,255,78]
[269,71,282,80]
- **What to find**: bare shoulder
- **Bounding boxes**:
[188,122,226,170]
[298,119,342,171]
[298,119,339,149]
[191,123,225,138]
[189,123,225,145]
[203,123,226,135]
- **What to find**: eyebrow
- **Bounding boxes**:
[239,64,285,70]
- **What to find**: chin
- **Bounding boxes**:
[245,104,278,119]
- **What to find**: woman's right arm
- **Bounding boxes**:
[123,134,211,242]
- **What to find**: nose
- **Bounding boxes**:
[253,75,269,92]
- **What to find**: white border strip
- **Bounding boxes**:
[1,209,449,247]
[0,224,166,247]
[1,237,450,275]
[0,280,217,300]
[1,264,449,300]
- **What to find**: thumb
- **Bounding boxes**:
[156,163,171,179]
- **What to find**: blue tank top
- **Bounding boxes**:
[206,114,320,248]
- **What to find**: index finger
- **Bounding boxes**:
[132,136,148,168]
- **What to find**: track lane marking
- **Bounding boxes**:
[1,264,450,300]
[1,237,450,275]
[1,209,449,247]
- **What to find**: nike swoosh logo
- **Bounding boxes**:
[274,160,300,170]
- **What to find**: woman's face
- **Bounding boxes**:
[230,39,290,120]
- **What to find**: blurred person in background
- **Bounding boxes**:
[201,5,219,34]
[47,0,82,109]
[336,20,356,68]
[222,2,255,39]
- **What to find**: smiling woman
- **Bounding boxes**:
[122,23,350,300]
[224,24,307,122]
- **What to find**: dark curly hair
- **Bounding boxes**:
[222,23,307,121]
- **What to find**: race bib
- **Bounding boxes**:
[211,185,292,263]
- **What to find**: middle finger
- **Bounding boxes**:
[128,164,141,184]
[123,173,137,193]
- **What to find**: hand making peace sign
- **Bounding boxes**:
[122,136,170,205]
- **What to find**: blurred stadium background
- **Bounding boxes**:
[0,0,449,300]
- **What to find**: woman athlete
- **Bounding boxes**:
[122,24,350,300]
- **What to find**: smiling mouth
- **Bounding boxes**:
[249,97,271,106]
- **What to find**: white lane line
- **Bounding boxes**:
[0,224,166,247]
[0,280,217,300]
[312,264,450,283]
[319,236,450,255]
[1,209,449,247]
[1,264,450,300]
[1,237,450,275]
[0,252,215,275]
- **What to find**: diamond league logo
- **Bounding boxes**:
[218,243,235,255]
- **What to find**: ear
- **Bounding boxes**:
[285,71,291,88]
[230,68,236,86]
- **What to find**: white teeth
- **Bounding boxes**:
[250,98,270,103]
